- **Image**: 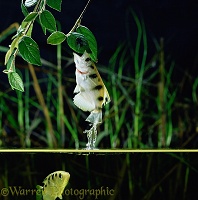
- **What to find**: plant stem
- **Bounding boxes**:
[67,0,92,34]
[126,154,133,197]
[24,69,30,147]
[158,38,166,147]
[28,63,57,148]
[16,90,24,146]
[132,10,145,148]
[56,21,65,147]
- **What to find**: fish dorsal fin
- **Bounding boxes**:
[90,63,111,105]
[103,85,111,105]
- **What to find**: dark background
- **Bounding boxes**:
[0,0,198,72]
[1,152,198,200]
[0,2,198,199]
[0,0,197,148]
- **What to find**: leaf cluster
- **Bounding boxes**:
[3,0,97,92]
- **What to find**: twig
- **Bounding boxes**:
[28,63,57,148]
[67,0,92,34]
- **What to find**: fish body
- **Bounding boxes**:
[39,171,70,200]
[73,51,110,124]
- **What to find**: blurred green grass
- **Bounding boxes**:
[0,9,197,149]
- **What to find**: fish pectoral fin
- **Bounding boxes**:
[86,111,102,124]
[74,85,81,93]
[58,194,63,199]
[73,92,95,112]
[36,185,43,190]
[43,194,56,200]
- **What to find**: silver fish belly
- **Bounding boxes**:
[73,51,110,124]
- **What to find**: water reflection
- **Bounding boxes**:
[0,152,197,200]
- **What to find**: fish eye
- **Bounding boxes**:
[85,58,91,62]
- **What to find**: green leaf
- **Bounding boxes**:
[20,21,28,30]
[39,17,47,35]
[26,23,34,37]
[46,0,62,12]
[4,49,12,66]
[39,10,57,32]
[4,38,20,65]
[23,12,38,22]
[5,53,15,72]
[8,72,24,92]
[47,31,66,45]
[76,25,98,62]
[67,32,90,54]
[18,36,41,66]
[21,1,29,17]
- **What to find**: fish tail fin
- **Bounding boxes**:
[86,111,102,124]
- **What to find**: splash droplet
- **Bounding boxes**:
[83,123,98,150]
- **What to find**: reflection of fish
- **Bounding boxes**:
[73,51,110,124]
[37,171,70,200]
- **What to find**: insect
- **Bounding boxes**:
[73,51,110,149]
[36,171,70,200]
[24,0,38,7]
[73,51,110,124]
[76,37,88,49]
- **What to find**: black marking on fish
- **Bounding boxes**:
[105,97,109,103]
[98,96,104,101]
[55,173,57,177]
[89,74,97,79]
[51,173,54,180]
[47,177,50,182]
[59,173,62,179]
[89,65,94,69]
[94,85,103,90]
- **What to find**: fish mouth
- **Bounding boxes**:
[76,68,88,74]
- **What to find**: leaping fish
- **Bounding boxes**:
[73,51,110,124]
[36,171,70,200]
